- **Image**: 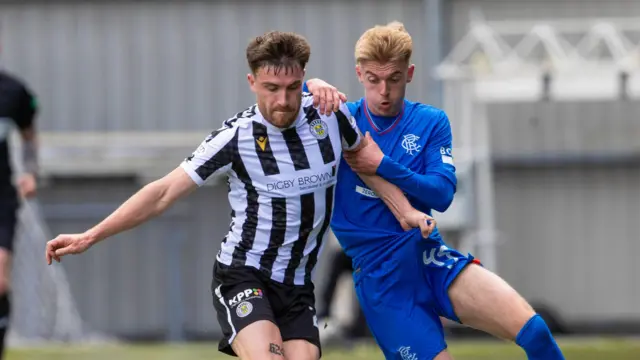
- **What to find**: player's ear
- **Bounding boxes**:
[247,73,256,93]
[355,65,364,84]
[406,64,415,84]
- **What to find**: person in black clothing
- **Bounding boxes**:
[0,66,39,357]
[318,246,370,343]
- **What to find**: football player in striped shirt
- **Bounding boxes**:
[303,22,565,360]
[45,30,436,360]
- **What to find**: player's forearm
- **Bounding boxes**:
[358,174,413,230]
[85,180,174,245]
[376,156,455,212]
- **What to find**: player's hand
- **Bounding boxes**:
[305,78,347,116]
[45,233,93,265]
[343,132,384,175]
[17,173,37,199]
[402,210,437,239]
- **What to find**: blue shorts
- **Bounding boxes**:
[354,232,479,360]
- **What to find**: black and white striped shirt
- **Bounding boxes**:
[181,94,361,285]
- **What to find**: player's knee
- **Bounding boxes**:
[233,340,286,360]
[0,276,9,298]
[283,339,320,360]
[0,249,12,295]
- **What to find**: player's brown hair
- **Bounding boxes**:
[246,31,311,75]
[354,21,413,64]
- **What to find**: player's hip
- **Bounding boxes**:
[347,231,427,285]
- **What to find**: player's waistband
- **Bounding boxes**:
[349,230,447,285]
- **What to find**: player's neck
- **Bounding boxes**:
[257,103,299,129]
[365,100,404,118]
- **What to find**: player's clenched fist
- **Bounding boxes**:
[401,210,437,239]
[45,233,92,265]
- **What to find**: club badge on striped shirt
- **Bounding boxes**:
[309,119,329,140]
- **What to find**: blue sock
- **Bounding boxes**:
[515,314,565,360]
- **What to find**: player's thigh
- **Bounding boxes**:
[212,270,283,359]
[448,263,535,340]
[232,320,285,360]
[272,283,321,360]
[355,271,448,360]
[434,350,455,360]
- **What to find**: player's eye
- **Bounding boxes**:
[367,77,379,84]
[390,76,401,83]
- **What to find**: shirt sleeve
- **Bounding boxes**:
[335,102,362,151]
[14,85,38,130]
[375,110,457,212]
[180,126,237,186]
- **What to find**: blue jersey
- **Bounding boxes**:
[331,98,457,275]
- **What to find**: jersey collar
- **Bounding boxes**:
[363,99,404,135]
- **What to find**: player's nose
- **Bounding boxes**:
[275,90,288,107]
[379,82,390,96]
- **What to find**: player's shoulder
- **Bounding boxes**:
[222,104,260,129]
[201,104,258,144]
[299,95,352,122]
[0,70,30,94]
[403,101,451,139]
[407,101,448,122]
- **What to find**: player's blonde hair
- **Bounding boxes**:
[354,21,413,64]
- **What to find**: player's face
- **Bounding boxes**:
[248,65,304,128]
[356,61,415,116]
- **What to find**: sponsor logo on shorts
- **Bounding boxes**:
[398,346,418,360]
[423,244,461,269]
[236,301,253,318]
[228,288,263,307]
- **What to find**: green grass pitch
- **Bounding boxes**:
[6,337,640,359]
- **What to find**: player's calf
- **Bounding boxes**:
[448,264,564,359]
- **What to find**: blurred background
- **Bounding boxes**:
[1,0,639,359]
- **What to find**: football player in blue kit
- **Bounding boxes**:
[303,21,565,360]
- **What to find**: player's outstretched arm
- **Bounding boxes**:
[45,167,198,264]
[46,122,237,265]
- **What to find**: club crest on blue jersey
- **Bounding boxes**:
[401,134,421,155]
[309,119,329,140]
